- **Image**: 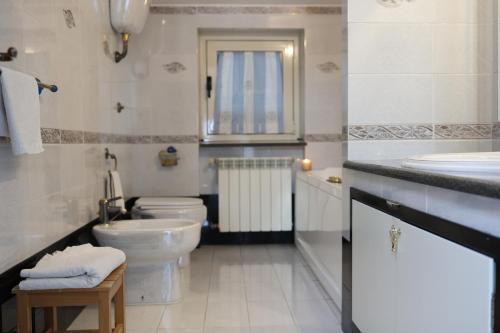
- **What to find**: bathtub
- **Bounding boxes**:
[295,167,343,309]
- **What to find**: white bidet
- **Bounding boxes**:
[93,218,201,304]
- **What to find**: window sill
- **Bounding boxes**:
[199,139,307,147]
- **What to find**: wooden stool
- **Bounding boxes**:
[13,263,127,333]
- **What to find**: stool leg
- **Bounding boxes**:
[16,294,32,333]
[98,291,112,333]
[115,277,126,333]
[44,307,58,332]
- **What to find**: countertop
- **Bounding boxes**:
[343,160,500,200]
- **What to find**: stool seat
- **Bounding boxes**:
[13,263,127,333]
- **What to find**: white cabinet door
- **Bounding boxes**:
[352,201,397,333]
[396,220,495,333]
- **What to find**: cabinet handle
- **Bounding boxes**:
[389,225,402,253]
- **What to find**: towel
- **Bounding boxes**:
[19,244,126,290]
[0,66,43,155]
[109,171,126,212]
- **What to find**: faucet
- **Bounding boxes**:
[98,196,123,225]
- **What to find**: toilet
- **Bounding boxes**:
[109,171,207,267]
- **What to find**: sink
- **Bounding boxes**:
[401,152,500,174]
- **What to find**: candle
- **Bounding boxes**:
[302,159,312,171]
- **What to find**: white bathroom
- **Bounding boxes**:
[0,0,498,333]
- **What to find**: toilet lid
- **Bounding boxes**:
[135,197,203,208]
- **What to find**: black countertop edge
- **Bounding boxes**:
[343,160,500,200]
[199,140,307,147]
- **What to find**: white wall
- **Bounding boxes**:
[0,0,130,277]
[124,6,345,195]
[347,0,496,160]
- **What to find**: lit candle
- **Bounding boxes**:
[302,159,312,171]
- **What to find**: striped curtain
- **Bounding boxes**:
[211,51,284,135]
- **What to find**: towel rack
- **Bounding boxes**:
[35,78,58,94]
[0,68,58,95]
[0,47,17,62]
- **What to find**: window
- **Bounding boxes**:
[200,32,301,142]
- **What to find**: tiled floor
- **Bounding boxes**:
[69,245,343,333]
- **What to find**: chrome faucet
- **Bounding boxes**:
[98,196,123,225]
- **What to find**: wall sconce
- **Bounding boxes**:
[110,0,151,63]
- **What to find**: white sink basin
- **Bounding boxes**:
[402,152,500,174]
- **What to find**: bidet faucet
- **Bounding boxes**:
[98,196,122,225]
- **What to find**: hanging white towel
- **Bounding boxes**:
[109,170,126,212]
[0,66,43,155]
[19,244,126,290]
[0,88,8,137]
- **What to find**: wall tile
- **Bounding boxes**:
[349,23,433,74]
[349,0,435,23]
[348,74,433,125]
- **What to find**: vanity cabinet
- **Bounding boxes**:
[352,200,495,333]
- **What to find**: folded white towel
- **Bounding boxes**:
[19,244,126,290]
[0,66,43,155]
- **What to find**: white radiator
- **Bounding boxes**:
[217,157,294,232]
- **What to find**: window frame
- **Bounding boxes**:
[199,32,301,143]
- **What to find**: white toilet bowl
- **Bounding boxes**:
[93,218,201,304]
[131,197,207,267]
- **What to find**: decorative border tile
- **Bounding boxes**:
[493,123,500,140]
[163,62,187,74]
[305,133,343,143]
[41,128,61,144]
[317,62,340,73]
[61,130,84,144]
[62,9,76,29]
[349,125,433,140]
[377,0,404,8]
[348,124,497,141]
[152,135,199,144]
[434,124,492,140]
[151,6,342,15]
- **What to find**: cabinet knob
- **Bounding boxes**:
[389,225,402,253]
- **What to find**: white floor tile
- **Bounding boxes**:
[68,245,338,333]
[280,276,329,301]
[209,280,247,302]
[204,327,251,333]
[125,305,165,332]
[245,279,286,302]
[288,299,342,333]
[243,264,280,285]
[211,262,245,282]
[247,300,295,327]
[157,329,203,333]
[250,326,299,333]
[205,299,249,328]
[159,299,207,329]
